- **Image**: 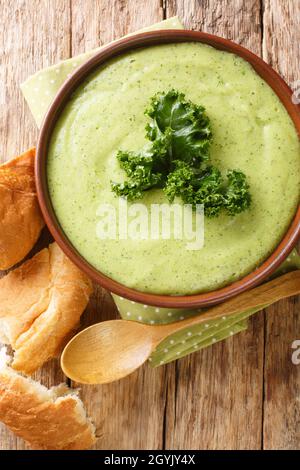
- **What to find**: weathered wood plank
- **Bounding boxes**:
[0,0,71,450]
[165,315,264,450]
[0,0,71,160]
[166,0,262,54]
[71,0,164,51]
[164,0,264,450]
[263,0,300,86]
[70,0,168,450]
[263,298,300,449]
[262,0,300,450]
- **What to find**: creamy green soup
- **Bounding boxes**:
[47,42,300,295]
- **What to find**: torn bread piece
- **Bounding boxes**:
[0,242,93,375]
[0,148,45,270]
[0,347,97,450]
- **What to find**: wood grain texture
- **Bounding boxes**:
[262,0,300,450]
[263,298,300,449]
[0,0,70,450]
[0,0,299,450]
[165,315,264,450]
[0,0,71,160]
[71,0,164,51]
[263,0,300,85]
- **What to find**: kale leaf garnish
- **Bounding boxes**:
[111,90,251,217]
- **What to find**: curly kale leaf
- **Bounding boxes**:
[164,162,224,217]
[224,170,252,215]
[146,89,212,164]
[111,149,165,200]
[111,90,251,217]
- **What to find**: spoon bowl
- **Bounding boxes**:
[61,320,155,384]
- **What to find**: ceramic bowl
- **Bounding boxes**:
[36,30,300,308]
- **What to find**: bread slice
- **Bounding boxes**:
[0,148,45,270]
[0,347,96,450]
[0,242,93,375]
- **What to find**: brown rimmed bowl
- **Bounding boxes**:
[36,29,300,309]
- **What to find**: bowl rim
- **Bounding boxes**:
[36,29,300,309]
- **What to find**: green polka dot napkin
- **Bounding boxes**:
[20,16,300,366]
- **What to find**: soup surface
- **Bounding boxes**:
[47,42,300,295]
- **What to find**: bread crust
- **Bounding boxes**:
[0,148,45,270]
[0,243,93,374]
[0,349,96,450]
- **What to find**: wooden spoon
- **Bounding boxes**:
[61,270,300,384]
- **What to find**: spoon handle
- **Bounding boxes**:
[153,270,300,341]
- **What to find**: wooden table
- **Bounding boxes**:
[1,0,299,450]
